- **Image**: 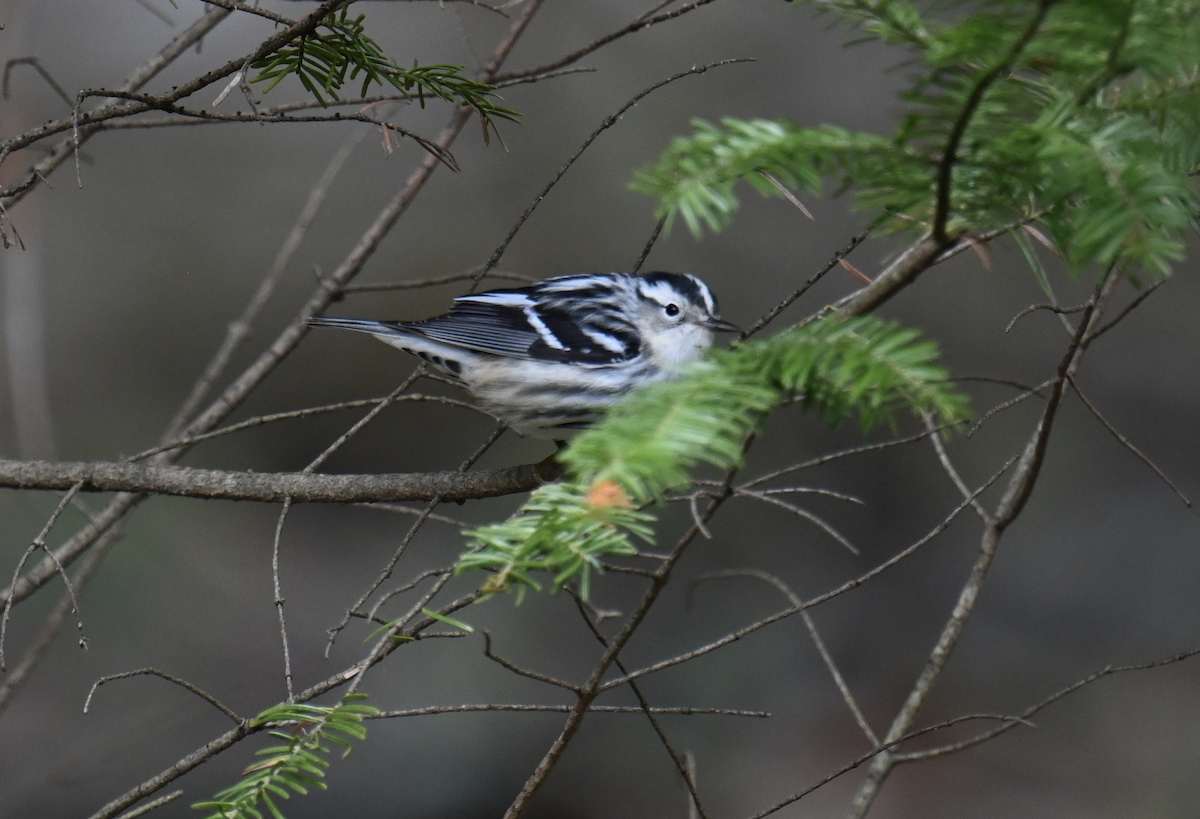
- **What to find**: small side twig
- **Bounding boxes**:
[471,58,752,292]
[3,57,74,108]
[689,569,879,746]
[1068,374,1197,515]
[83,668,243,725]
[1,483,86,670]
[483,631,583,693]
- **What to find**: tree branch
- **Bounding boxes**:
[0,455,563,504]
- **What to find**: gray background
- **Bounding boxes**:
[1,1,1198,817]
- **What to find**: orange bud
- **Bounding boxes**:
[585,480,632,510]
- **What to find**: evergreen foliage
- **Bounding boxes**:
[251,2,518,139]
[458,0,1200,599]
[633,0,1200,278]
[457,316,969,597]
[193,696,378,819]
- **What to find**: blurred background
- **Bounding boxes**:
[1,1,1198,817]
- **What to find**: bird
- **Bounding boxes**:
[307,271,739,436]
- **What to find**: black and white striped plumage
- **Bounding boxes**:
[308,271,738,435]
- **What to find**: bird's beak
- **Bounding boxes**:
[703,317,742,333]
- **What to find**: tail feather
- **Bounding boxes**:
[308,315,468,382]
[307,316,404,335]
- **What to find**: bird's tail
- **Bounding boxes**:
[306,316,401,335]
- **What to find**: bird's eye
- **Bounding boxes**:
[665,303,680,317]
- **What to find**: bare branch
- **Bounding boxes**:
[112,791,184,819]
[845,269,1120,819]
[732,488,860,554]
[1,483,85,670]
[1005,300,1092,333]
[893,647,1200,763]
[471,58,751,291]
[571,591,711,819]
[484,631,582,693]
[1,6,234,204]
[966,378,1056,438]
[1068,374,1197,515]
[600,459,1014,692]
[83,668,243,725]
[370,704,769,718]
[0,453,562,504]
[493,0,723,84]
[0,524,122,716]
[690,569,879,745]
[741,231,868,339]
[3,57,74,108]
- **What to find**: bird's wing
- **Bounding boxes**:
[407,291,640,365]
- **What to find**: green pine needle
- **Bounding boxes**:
[635,0,1200,281]
[192,695,378,819]
[249,2,519,136]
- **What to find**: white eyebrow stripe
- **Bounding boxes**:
[687,274,717,314]
[524,306,565,349]
[636,280,677,306]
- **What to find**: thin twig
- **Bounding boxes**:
[892,647,1200,763]
[733,488,860,554]
[162,125,369,441]
[339,269,534,294]
[1068,374,1197,514]
[965,378,1056,438]
[632,216,667,274]
[493,0,723,84]
[741,231,868,340]
[845,268,1117,819]
[483,630,582,693]
[354,504,469,527]
[355,567,454,619]
[272,496,297,701]
[924,415,992,524]
[571,591,711,819]
[0,524,122,716]
[1,483,85,670]
[471,59,751,292]
[1089,281,1162,341]
[1005,300,1091,334]
[690,569,879,745]
[83,668,243,725]
[330,424,508,651]
[369,704,768,718]
[112,791,184,819]
[743,428,935,489]
[600,459,1015,693]
[3,57,74,108]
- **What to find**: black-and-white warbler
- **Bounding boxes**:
[308,271,738,435]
